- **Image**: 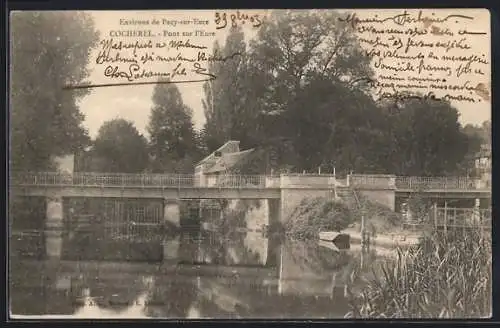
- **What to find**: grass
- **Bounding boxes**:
[344,226,491,318]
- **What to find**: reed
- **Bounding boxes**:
[345,226,492,318]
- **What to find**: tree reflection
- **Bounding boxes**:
[71,265,150,314]
[10,261,83,316]
[144,276,199,318]
[195,230,268,267]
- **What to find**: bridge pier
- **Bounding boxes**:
[163,235,180,261]
[472,198,481,224]
[267,199,281,233]
[45,196,64,259]
[349,175,397,211]
[163,199,180,229]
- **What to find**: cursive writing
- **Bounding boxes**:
[215,11,263,29]
[339,10,474,29]
[165,39,207,50]
[342,9,489,105]
[103,62,215,82]
[376,90,476,104]
[99,39,153,57]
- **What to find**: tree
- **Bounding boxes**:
[202,10,375,172]
[202,27,259,151]
[92,119,149,173]
[147,81,199,173]
[463,120,491,147]
[247,10,373,117]
[286,77,388,173]
[10,12,99,171]
[384,99,477,176]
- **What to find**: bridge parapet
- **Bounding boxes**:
[10,172,275,189]
[280,174,336,189]
[9,172,491,192]
[348,174,396,189]
[395,176,486,190]
[265,176,281,188]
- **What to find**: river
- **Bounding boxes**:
[9,227,386,319]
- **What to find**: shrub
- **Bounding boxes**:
[350,191,402,236]
[283,197,354,239]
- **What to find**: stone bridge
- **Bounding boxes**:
[10,172,490,259]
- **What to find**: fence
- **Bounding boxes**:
[11,172,491,191]
[349,174,396,189]
[10,172,274,189]
[404,206,492,229]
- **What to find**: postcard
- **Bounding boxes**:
[9,9,491,319]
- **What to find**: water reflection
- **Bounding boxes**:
[10,228,380,319]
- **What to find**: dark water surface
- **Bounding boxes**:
[10,229,380,319]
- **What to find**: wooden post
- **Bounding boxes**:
[361,214,367,250]
[433,202,438,229]
[444,200,448,233]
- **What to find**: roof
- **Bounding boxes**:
[196,140,241,166]
[474,144,492,159]
[204,148,255,174]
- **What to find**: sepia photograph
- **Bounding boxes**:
[8,8,491,319]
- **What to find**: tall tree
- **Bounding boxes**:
[383,99,477,176]
[202,28,258,151]
[248,10,373,117]
[287,77,388,173]
[10,12,99,171]
[148,81,199,173]
[92,119,149,173]
[463,120,491,147]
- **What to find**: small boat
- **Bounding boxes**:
[318,231,351,250]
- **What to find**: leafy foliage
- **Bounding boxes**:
[92,119,149,173]
[10,12,99,171]
[381,99,479,176]
[201,10,484,177]
[284,197,354,239]
[202,27,260,151]
[148,81,201,173]
[350,191,402,236]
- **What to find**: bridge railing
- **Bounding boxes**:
[395,176,484,190]
[348,174,396,189]
[10,172,274,189]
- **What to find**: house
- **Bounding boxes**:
[52,154,75,174]
[194,141,255,187]
[474,144,491,187]
[73,146,96,172]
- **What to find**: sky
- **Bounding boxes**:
[78,9,491,139]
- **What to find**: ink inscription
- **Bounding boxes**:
[340,9,490,104]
